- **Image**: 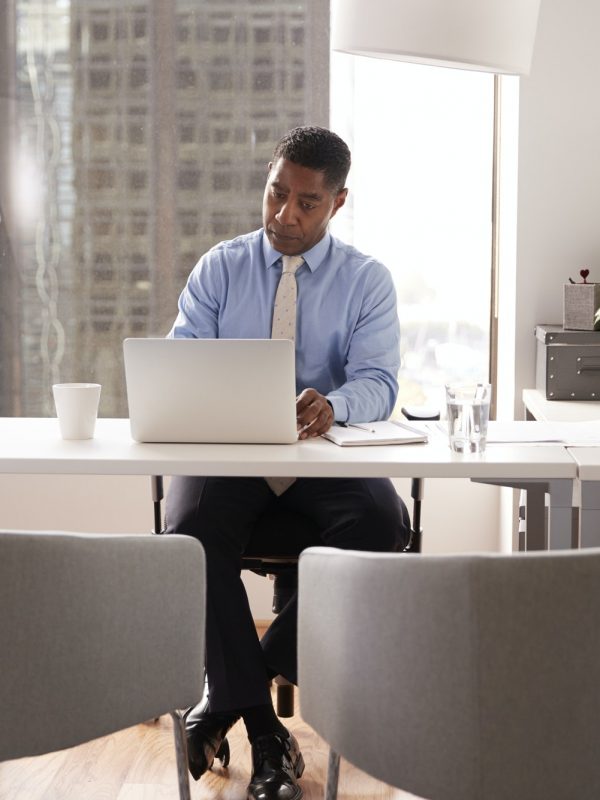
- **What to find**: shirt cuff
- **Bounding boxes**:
[326,394,348,423]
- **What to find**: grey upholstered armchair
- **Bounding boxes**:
[298,546,600,800]
[0,530,206,800]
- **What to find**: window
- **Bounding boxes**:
[330,54,495,412]
[129,62,148,90]
[1,2,497,419]
[178,168,201,191]
[0,0,328,416]
[253,59,274,92]
[254,27,271,44]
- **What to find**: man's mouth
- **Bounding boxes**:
[269,229,299,241]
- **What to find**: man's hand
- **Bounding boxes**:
[296,388,334,439]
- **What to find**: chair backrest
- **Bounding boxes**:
[298,546,600,800]
[0,530,205,762]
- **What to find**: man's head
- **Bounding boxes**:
[262,126,350,256]
[272,126,351,193]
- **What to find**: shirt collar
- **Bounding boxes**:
[262,230,331,274]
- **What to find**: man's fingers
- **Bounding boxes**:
[297,398,323,428]
[297,397,334,439]
[298,416,319,435]
[296,388,318,413]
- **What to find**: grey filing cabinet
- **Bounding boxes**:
[536,324,600,400]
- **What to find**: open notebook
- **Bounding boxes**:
[322,419,428,447]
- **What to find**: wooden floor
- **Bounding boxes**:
[0,693,420,800]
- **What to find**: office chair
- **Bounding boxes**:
[150,473,425,718]
[0,529,206,800]
[298,546,600,800]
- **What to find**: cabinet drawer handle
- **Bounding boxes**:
[578,357,600,371]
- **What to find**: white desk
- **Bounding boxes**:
[0,418,577,549]
[523,389,600,548]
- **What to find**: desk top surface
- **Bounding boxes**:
[566,448,600,480]
[522,391,600,480]
[0,417,577,480]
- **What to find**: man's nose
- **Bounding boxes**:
[275,199,296,226]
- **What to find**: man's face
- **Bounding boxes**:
[262,158,347,256]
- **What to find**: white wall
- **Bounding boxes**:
[0,473,499,620]
[515,0,600,410]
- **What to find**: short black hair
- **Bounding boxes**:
[272,126,351,194]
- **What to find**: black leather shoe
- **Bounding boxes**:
[247,730,305,800]
[183,699,240,781]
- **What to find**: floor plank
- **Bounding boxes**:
[0,693,421,800]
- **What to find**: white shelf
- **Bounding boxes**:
[523,389,600,423]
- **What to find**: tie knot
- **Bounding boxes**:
[281,255,304,275]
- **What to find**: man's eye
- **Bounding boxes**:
[273,190,286,199]
[301,203,315,211]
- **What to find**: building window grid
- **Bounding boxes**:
[5,0,322,416]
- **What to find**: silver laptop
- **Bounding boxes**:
[123,338,298,444]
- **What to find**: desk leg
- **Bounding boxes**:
[472,479,575,552]
[546,479,575,550]
[151,475,164,535]
[580,481,600,548]
[473,479,548,550]
[524,485,547,551]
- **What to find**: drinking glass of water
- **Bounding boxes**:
[445,382,491,454]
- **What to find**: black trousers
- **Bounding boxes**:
[165,475,410,713]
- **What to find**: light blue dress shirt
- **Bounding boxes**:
[168,229,400,423]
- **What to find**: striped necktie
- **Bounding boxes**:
[265,255,304,496]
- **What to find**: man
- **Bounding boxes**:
[165,126,410,800]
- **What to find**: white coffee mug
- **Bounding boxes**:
[52,383,101,440]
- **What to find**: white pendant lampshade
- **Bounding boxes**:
[332,0,541,75]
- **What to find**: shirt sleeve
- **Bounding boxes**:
[167,249,223,339]
[326,261,400,423]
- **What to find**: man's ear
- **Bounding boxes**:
[267,161,273,173]
[331,187,348,217]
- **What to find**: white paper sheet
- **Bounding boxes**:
[480,420,600,446]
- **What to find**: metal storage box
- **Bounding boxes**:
[535,324,600,400]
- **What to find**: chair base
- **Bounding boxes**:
[170,710,192,800]
[325,749,341,800]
